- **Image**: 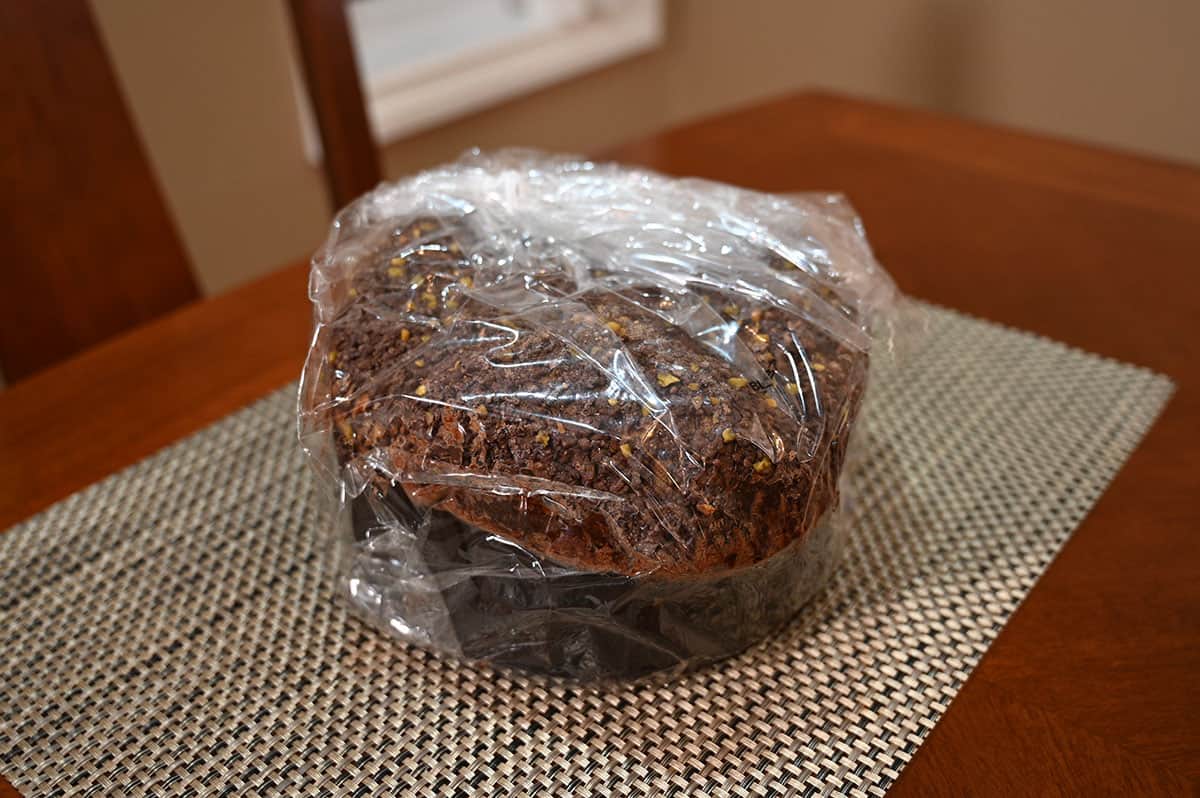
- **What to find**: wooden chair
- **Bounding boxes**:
[288,0,382,209]
[0,1,380,383]
[0,1,199,382]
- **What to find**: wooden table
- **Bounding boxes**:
[1,92,1197,796]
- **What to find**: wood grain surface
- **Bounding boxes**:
[0,0,198,381]
[1,92,1196,797]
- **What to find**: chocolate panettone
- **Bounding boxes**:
[299,152,895,679]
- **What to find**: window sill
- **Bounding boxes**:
[293,0,663,162]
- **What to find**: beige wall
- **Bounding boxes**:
[89,0,330,295]
[91,0,1200,297]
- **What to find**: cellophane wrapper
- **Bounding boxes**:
[298,150,899,680]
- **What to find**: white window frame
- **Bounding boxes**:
[291,0,664,162]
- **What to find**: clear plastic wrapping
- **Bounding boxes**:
[298,150,898,679]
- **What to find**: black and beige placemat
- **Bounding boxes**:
[0,305,1173,797]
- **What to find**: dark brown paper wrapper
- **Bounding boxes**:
[348,481,840,680]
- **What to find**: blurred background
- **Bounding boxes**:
[93,0,1197,295]
[2,0,1196,385]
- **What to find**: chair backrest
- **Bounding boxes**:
[0,0,199,382]
[288,0,383,209]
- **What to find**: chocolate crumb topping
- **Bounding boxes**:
[322,215,868,578]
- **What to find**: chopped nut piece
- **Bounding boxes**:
[811,362,826,372]
[421,292,438,310]
[727,377,749,389]
[327,351,338,364]
[555,422,567,433]
[387,266,405,278]
[619,443,633,457]
[607,397,619,407]
[752,332,769,344]
[348,288,358,298]
[424,411,434,425]
[691,396,704,409]
[753,457,773,473]
[414,359,425,367]
[449,241,462,254]
[687,382,701,391]
[605,320,624,335]
[697,502,717,516]
[657,373,681,387]
[459,275,473,288]
[414,384,427,397]
[420,334,431,343]
[390,256,406,266]
[400,328,411,342]
[764,397,779,409]
[641,406,651,417]
[723,304,738,316]
[721,428,737,443]
[535,431,550,446]
[786,382,800,395]
[690,363,700,373]
[445,298,460,310]
[475,404,487,416]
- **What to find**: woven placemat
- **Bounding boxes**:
[0,305,1173,797]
